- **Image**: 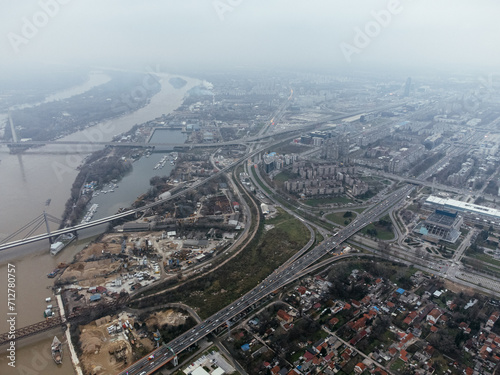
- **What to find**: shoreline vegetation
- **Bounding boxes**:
[58,78,210,228]
[60,147,135,227]
[4,71,161,142]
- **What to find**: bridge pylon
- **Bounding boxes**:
[43,211,54,244]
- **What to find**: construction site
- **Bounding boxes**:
[78,309,188,375]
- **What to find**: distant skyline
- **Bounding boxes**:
[1,0,500,75]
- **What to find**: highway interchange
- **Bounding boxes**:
[3,99,488,374]
[118,125,491,375]
[118,183,413,375]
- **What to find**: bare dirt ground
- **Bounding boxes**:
[77,233,127,261]
[144,309,188,329]
[61,258,121,287]
[78,310,187,374]
[444,279,476,295]
[59,232,151,286]
[79,315,134,375]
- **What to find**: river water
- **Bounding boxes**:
[0,72,198,374]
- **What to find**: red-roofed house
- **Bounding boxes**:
[403,311,418,325]
[304,351,315,362]
[277,309,293,324]
[361,295,371,305]
[348,316,368,332]
[459,322,469,331]
[400,349,409,362]
[398,333,415,350]
[297,286,307,295]
[350,330,368,346]
[316,341,328,353]
[354,362,366,374]
[487,311,500,328]
[426,308,442,324]
[329,317,339,327]
[352,300,362,309]
[344,303,352,310]
[271,365,280,375]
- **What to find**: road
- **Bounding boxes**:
[118,183,412,375]
[1,102,405,252]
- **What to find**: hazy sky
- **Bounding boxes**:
[1,0,500,73]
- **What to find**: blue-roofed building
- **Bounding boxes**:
[413,208,463,243]
[396,288,405,294]
[241,343,250,351]
[89,293,101,302]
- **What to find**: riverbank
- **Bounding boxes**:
[0,71,200,375]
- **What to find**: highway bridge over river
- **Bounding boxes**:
[0,103,405,252]
[0,151,249,252]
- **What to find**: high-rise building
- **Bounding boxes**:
[404,77,412,97]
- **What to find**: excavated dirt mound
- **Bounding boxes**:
[79,318,133,375]
[144,309,188,329]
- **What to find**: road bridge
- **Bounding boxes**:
[0,102,406,251]
[1,124,317,252]
[118,182,413,375]
[118,127,483,375]
[0,156,243,251]
[1,101,405,152]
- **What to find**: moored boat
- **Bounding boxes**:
[51,336,63,364]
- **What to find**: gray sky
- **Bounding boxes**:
[1,0,500,73]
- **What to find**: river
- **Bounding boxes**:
[0,72,199,374]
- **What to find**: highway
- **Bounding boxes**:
[0,151,259,251]
[118,183,412,375]
[117,127,484,374]
[0,102,407,252]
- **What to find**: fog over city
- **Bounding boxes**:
[1,0,500,74]
[5,2,500,375]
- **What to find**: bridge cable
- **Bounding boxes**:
[45,214,62,225]
[0,213,45,244]
[23,218,47,239]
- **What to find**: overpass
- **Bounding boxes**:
[2,101,406,151]
[0,102,409,252]
[0,154,246,252]
[2,140,246,149]
[118,182,413,375]
[118,121,484,375]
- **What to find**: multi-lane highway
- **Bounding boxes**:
[121,125,497,375]
[118,183,412,375]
